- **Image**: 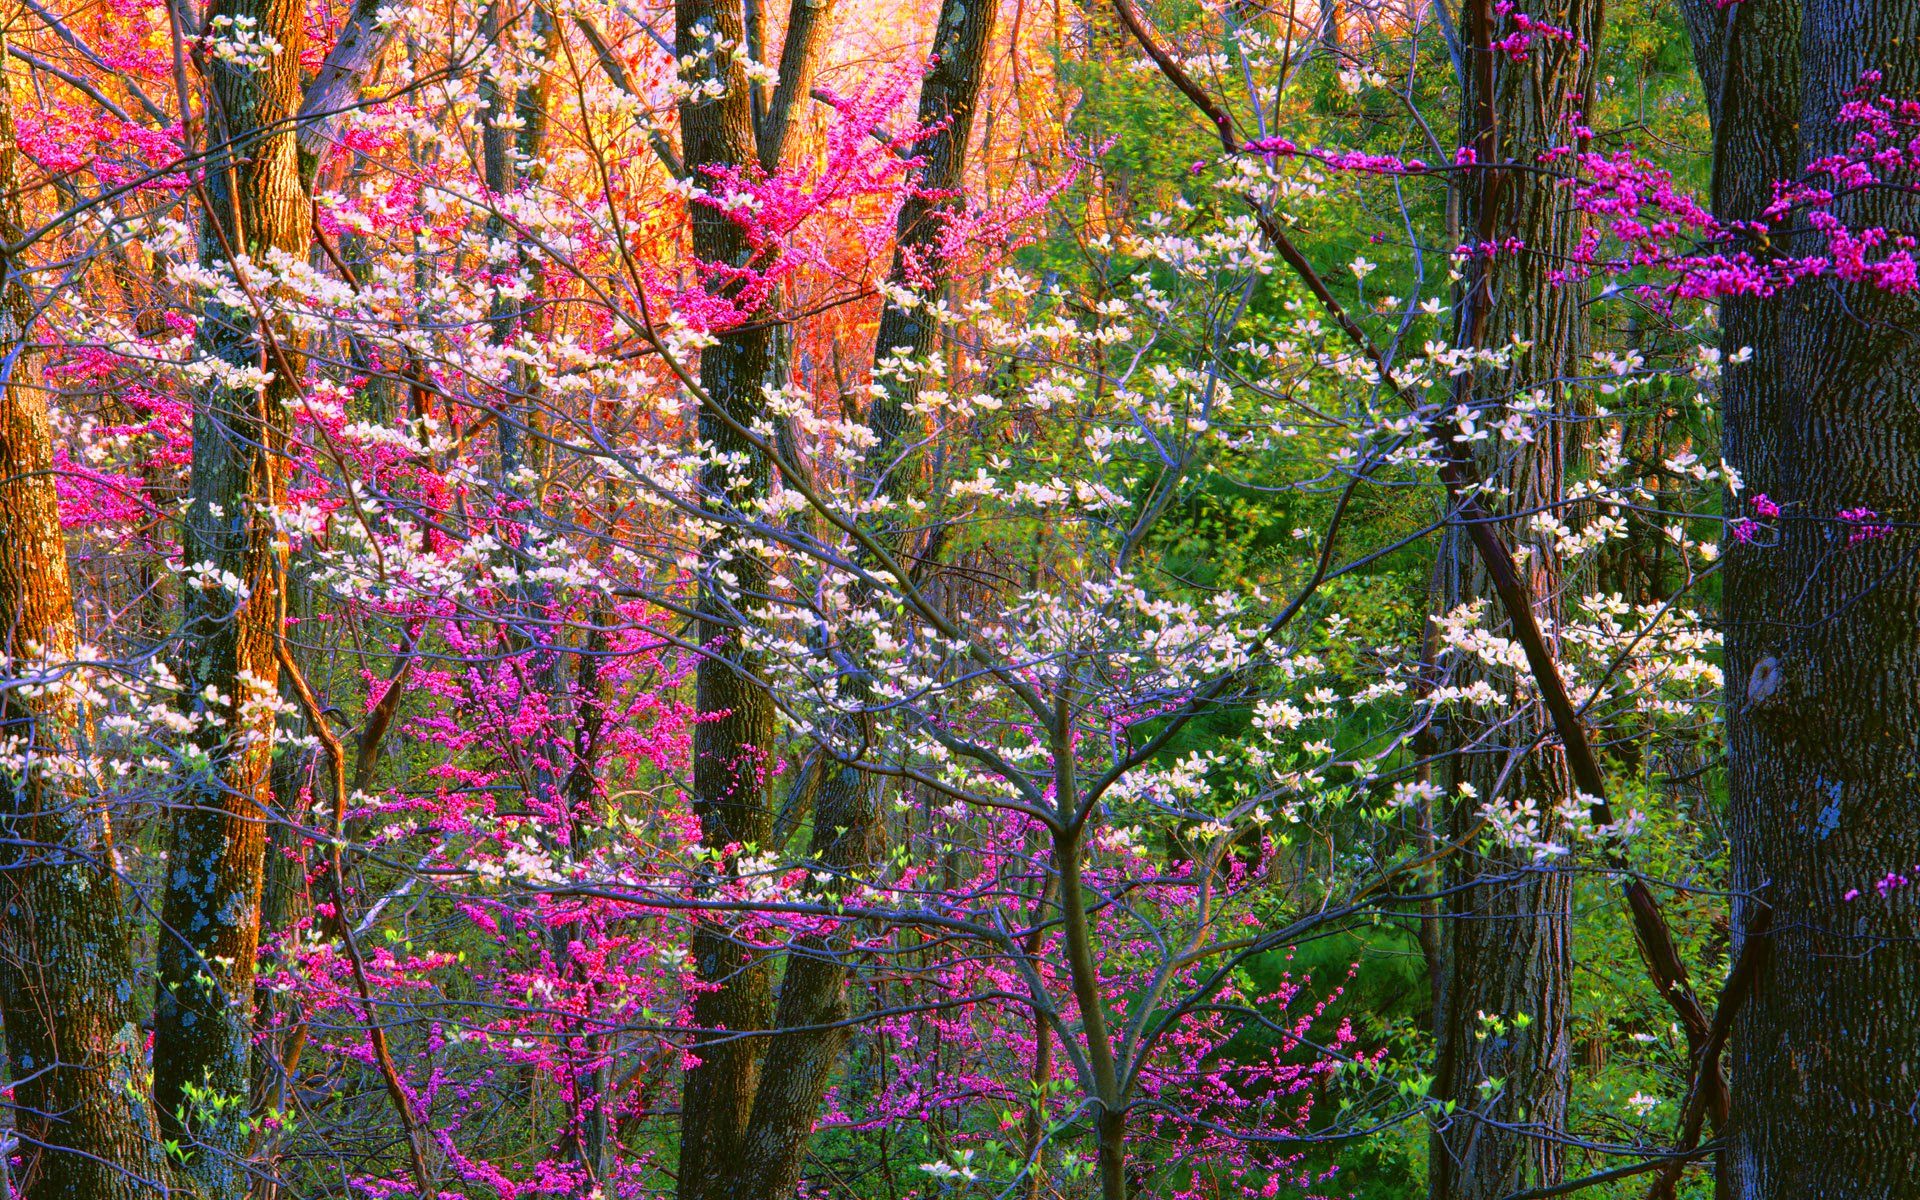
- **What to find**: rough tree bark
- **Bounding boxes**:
[0,14,164,1196]
[755,0,834,172]
[152,0,309,1191]
[1682,0,1920,1194]
[733,3,1000,1195]
[250,733,312,1115]
[1428,1,1597,1196]
[670,1,798,1196]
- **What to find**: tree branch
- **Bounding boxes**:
[296,0,404,161]
[1644,902,1775,1200]
[573,14,686,178]
[756,0,835,171]
[21,0,169,122]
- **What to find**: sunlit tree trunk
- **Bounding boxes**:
[1683,0,1920,1194]
[0,17,164,1196]
[153,0,308,1191]
[1429,2,1597,1195]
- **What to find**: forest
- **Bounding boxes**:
[0,0,1913,1195]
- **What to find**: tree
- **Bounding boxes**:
[1428,1,1599,1193]
[0,11,163,1196]
[668,1,834,1195]
[153,0,310,1190]
[1684,0,1920,1193]
[733,1,1000,1195]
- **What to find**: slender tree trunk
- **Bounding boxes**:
[755,0,833,172]
[0,17,163,1196]
[1052,824,1129,1200]
[1684,0,1920,1193]
[251,729,312,1073]
[563,608,617,1185]
[1020,1018,1053,1200]
[153,0,308,1191]
[866,0,1000,453]
[733,2,999,1193]
[1429,3,1596,1196]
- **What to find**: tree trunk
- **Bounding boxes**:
[0,16,164,1195]
[673,1,781,1196]
[1429,2,1596,1195]
[153,0,308,1191]
[732,761,879,1199]
[732,2,999,1192]
[755,0,835,172]
[1688,0,1920,1193]
[249,735,314,1190]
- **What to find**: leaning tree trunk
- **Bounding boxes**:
[1684,0,1920,1194]
[731,3,999,1195]
[0,16,164,1197]
[152,0,308,1192]
[1429,2,1596,1196]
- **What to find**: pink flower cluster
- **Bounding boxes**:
[1730,494,1780,544]
[1838,507,1894,544]
[1492,1,1588,61]
[1241,136,1432,176]
[1843,867,1918,901]
[1274,68,1920,309]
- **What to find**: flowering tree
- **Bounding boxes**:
[0,4,161,1193]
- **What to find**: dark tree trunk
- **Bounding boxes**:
[1429,2,1597,1195]
[868,0,1002,445]
[1685,0,1920,1194]
[153,0,309,1192]
[0,15,164,1194]
[732,2,999,1194]
[733,761,879,1199]
[672,2,782,1196]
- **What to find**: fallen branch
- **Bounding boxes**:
[1496,1142,1722,1200]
